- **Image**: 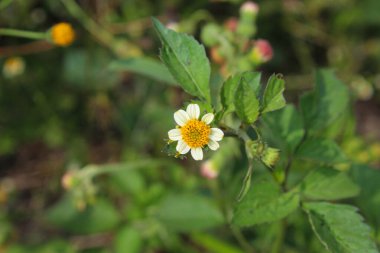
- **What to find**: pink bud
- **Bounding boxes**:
[224,17,238,32]
[253,39,273,62]
[200,160,219,180]
[241,1,259,14]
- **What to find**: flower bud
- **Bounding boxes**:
[50,22,75,47]
[262,147,280,168]
[61,170,77,190]
[224,18,238,32]
[166,21,179,32]
[210,46,225,65]
[2,57,25,78]
[240,1,259,15]
[200,160,219,179]
[249,39,273,64]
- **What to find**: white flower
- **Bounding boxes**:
[168,104,224,161]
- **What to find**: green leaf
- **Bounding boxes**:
[234,75,260,124]
[233,175,300,227]
[262,74,286,113]
[262,105,305,154]
[221,72,261,114]
[296,138,347,164]
[155,193,224,232]
[46,195,120,234]
[304,202,378,253]
[300,167,360,201]
[350,164,380,229]
[221,75,240,112]
[191,233,245,253]
[114,226,142,253]
[152,18,211,102]
[300,69,350,131]
[109,57,177,85]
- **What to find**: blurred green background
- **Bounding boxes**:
[1,0,380,252]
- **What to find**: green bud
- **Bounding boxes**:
[262,147,280,168]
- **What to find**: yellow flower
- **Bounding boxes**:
[51,22,75,46]
[168,104,224,160]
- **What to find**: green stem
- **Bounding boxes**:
[0,28,47,40]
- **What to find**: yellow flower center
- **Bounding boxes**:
[51,23,75,47]
[181,119,211,148]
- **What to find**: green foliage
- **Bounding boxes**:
[300,69,350,132]
[154,193,224,232]
[114,226,143,253]
[262,105,305,154]
[234,74,260,124]
[152,18,211,102]
[261,74,286,113]
[233,175,300,227]
[221,74,240,113]
[304,202,379,253]
[351,165,380,229]
[300,167,360,201]
[46,196,120,234]
[296,138,347,164]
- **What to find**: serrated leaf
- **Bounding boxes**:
[155,193,224,232]
[296,138,347,164]
[301,69,350,131]
[301,167,360,200]
[262,105,305,154]
[350,164,380,229]
[221,72,261,114]
[234,76,260,124]
[221,75,240,112]
[262,74,286,113]
[304,202,378,253]
[233,175,299,227]
[152,18,211,102]
[109,57,177,85]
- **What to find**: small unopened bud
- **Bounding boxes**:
[200,160,219,179]
[166,21,179,32]
[210,46,225,65]
[262,147,280,168]
[2,57,25,78]
[224,18,238,32]
[61,170,77,190]
[250,39,273,64]
[240,1,259,15]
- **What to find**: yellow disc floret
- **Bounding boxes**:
[181,119,211,148]
[51,22,75,46]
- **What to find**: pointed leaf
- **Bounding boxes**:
[262,74,286,113]
[152,18,211,102]
[304,202,378,253]
[234,75,260,124]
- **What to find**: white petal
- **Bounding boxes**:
[209,128,224,141]
[186,104,200,119]
[174,109,190,126]
[191,147,203,160]
[168,129,182,141]
[176,140,190,154]
[208,140,220,150]
[201,113,214,125]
